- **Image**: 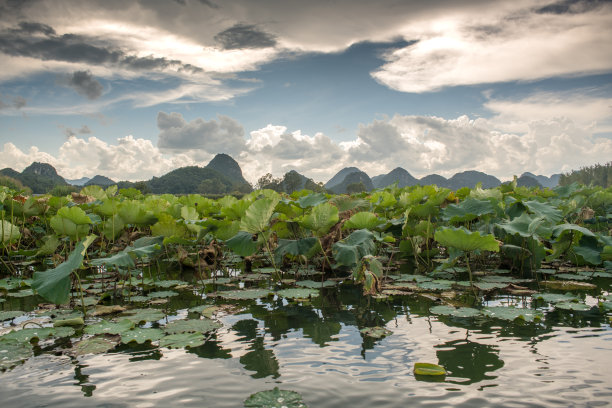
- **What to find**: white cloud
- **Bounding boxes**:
[372,3,612,92]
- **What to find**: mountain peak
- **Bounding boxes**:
[22,162,61,178]
[205,153,249,186]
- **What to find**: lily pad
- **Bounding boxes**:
[555,273,591,281]
[0,311,25,321]
[154,280,189,288]
[147,290,178,299]
[555,302,592,311]
[482,306,543,322]
[417,280,453,291]
[474,282,509,290]
[0,339,33,371]
[430,305,481,318]
[414,362,446,376]
[276,288,319,299]
[7,289,35,298]
[159,332,205,349]
[73,335,119,356]
[189,305,220,318]
[121,308,166,324]
[1,327,75,343]
[120,328,165,344]
[541,281,597,290]
[359,326,392,339]
[532,293,579,303]
[164,318,222,334]
[295,280,337,288]
[84,319,135,335]
[244,387,308,408]
[217,289,272,300]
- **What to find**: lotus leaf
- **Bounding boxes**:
[552,223,596,239]
[540,280,596,290]
[34,235,60,257]
[523,200,562,223]
[102,214,125,240]
[147,290,178,298]
[164,318,222,334]
[275,238,319,259]
[189,305,220,317]
[181,205,199,221]
[84,319,135,335]
[151,213,188,238]
[555,302,592,311]
[344,212,381,230]
[414,362,446,376]
[155,280,189,288]
[54,317,84,327]
[241,197,279,234]
[217,289,272,300]
[244,387,307,408]
[442,198,495,223]
[417,280,453,291]
[1,327,74,343]
[430,305,481,318]
[1,220,21,244]
[121,328,165,344]
[295,280,336,288]
[474,282,508,290]
[532,293,579,303]
[0,339,32,371]
[118,202,157,226]
[276,288,319,299]
[159,332,205,349]
[359,326,392,338]
[7,289,34,297]
[555,273,590,281]
[0,311,25,321]
[332,229,375,268]
[121,308,165,324]
[482,306,543,322]
[32,235,96,305]
[299,202,339,237]
[496,213,552,239]
[297,192,327,209]
[434,227,499,252]
[49,206,92,240]
[226,231,258,257]
[91,250,135,269]
[73,335,119,356]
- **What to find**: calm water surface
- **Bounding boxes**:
[1,284,611,407]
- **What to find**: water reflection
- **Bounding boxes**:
[436,336,504,384]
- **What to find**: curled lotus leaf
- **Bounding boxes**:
[164,318,222,334]
[343,211,381,230]
[159,332,205,349]
[244,387,308,408]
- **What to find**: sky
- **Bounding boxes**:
[0,0,611,184]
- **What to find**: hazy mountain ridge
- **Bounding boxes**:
[85,175,116,187]
[0,162,68,194]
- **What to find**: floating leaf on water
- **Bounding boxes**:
[120,328,165,344]
[276,288,319,299]
[414,362,446,376]
[396,274,432,283]
[159,332,205,349]
[417,280,453,291]
[84,319,135,335]
[0,311,25,321]
[189,305,220,318]
[121,308,165,324]
[154,280,189,288]
[599,301,612,311]
[474,282,508,291]
[430,305,481,318]
[53,317,84,327]
[482,306,543,322]
[244,387,308,408]
[1,327,75,343]
[578,271,612,278]
[7,289,35,298]
[0,339,32,371]
[555,302,592,311]
[295,280,336,288]
[92,305,126,316]
[359,326,392,338]
[147,290,178,299]
[128,296,149,303]
[73,335,119,356]
[217,289,272,300]
[532,293,579,303]
[164,318,222,334]
[537,268,556,275]
[554,273,590,281]
[541,280,597,290]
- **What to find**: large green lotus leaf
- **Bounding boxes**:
[0,311,25,321]
[221,198,254,220]
[151,213,188,238]
[532,293,579,303]
[73,335,119,356]
[217,289,272,300]
[299,202,338,237]
[118,202,157,226]
[434,227,499,252]
[332,229,375,268]
[159,332,205,349]
[276,288,319,299]
[359,326,392,338]
[244,387,307,408]
[121,308,165,324]
[329,196,369,212]
[102,214,125,240]
[496,213,552,239]
[50,206,92,240]
[552,223,596,239]
[120,328,165,344]
[240,197,280,234]
[414,362,446,376]
[84,319,135,335]
[430,305,482,318]
[1,327,74,343]
[226,231,258,257]
[94,197,120,217]
[275,238,318,259]
[180,206,199,221]
[297,192,328,209]
[571,239,602,266]
[34,234,60,257]
[1,220,21,244]
[80,185,107,200]
[482,306,543,322]
[295,280,337,288]
[523,200,562,223]
[555,302,592,311]
[343,212,381,230]
[211,220,241,241]
[0,339,32,371]
[91,250,135,269]
[164,318,222,334]
[442,198,495,223]
[32,235,96,305]
[370,190,397,208]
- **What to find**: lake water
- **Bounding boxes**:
[1,282,611,407]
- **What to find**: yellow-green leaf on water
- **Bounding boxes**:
[414,362,446,376]
[54,317,84,327]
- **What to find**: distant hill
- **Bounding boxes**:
[148,166,245,194]
[328,170,374,194]
[419,174,447,187]
[205,153,251,189]
[0,162,68,194]
[516,174,542,188]
[66,177,90,186]
[278,170,322,193]
[325,167,362,189]
[372,167,418,188]
[85,175,116,187]
[521,172,560,188]
[445,171,501,190]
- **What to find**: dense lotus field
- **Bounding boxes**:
[0,181,611,405]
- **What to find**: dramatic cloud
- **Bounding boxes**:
[214,24,277,50]
[60,124,92,138]
[0,93,27,110]
[60,70,103,100]
[157,111,247,157]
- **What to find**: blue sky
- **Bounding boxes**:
[0,0,611,183]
